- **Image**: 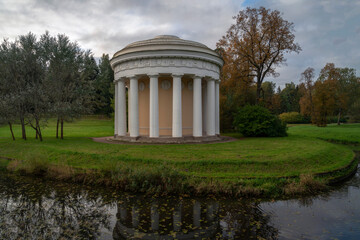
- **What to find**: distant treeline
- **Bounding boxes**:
[0,32,114,140]
[220,63,360,130]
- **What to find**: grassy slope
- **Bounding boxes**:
[288,123,360,144]
[0,118,355,181]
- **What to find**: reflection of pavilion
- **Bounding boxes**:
[113,199,219,239]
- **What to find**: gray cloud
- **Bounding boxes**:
[0,0,359,88]
[0,0,242,56]
[249,0,360,87]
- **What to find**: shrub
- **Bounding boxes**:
[233,105,287,137]
[279,112,301,123]
[349,100,360,123]
[279,112,309,124]
[326,115,348,124]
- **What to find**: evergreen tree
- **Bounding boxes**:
[93,54,114,116]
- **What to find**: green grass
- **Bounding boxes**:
[0,118,357,197]
[288,123,360,144]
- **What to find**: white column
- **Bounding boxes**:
[129,76,139,137]
[172,74,182,137]
[149,75,159,137]
[215,80,220,135]
[117,79,127,136]
[207,78,216,136]
[193,76,202,137]
[114,82,118,136]
[127,81,131,135]
[202,83,207,135]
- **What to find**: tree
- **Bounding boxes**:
[312,78,336,126]
[19,33,49,141]
[261,81,277,112]
[93,54,114,116]
[0,39,29,140]
[42,33,93,139]
[0,41,16,140]
[349,98,360,123]
[0,96,16,140]
[299,67,315,118]
[280,82,301,113]
[316,63,360,125]
[336,67,359,124]
[217,7,301,104]
[217,46,256,131]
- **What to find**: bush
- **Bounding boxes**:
[279,112,309,124]
[234,105,287,137]
[349,100,360,123]
[326,115,348,124]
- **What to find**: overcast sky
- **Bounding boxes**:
[1,0,359,87]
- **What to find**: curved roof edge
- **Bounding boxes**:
[112,35,223,64]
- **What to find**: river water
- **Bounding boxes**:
[0,166,359,240]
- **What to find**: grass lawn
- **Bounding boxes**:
[0,117,357,197]
[288,123,360,144]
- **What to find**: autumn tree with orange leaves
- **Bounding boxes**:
[311,78,337,127]
[217,7,301,104]
[299,67,315,118]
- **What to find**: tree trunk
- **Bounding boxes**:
[36,119,43,141]
[309,90,314,117]
[337,110,341,125]
[56,117,59,139]
[61,118,64,139]
[256,85,262,104]
[35,131,38,139]
[38,127,43,141]
[20,117,26,140]
[8,122,15,141]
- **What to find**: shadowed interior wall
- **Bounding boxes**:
[158,76,172,135]
[137,76,194,136]
[182,77,193,136]
[138,77,150,135]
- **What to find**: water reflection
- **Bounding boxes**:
[0,174,112,239]
[0,167,360,239]
[112,196,278,239]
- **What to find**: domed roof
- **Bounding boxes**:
[125,35,208,49]
[113,35,219,58]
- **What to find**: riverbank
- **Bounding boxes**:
[0,118,358,198]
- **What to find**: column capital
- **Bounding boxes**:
[148,74,159,79]
[171,73,183,79]
[128,75,141,80]
[118,77,127,82]
[205,77,216,82]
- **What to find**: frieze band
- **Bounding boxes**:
[114,58,220,74]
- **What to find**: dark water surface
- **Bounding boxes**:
[0,167,360,240]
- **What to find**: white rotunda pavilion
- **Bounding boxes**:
[110,35,224,141]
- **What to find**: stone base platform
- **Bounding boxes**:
[102,134,234,144]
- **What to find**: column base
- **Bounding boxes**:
[109,135,232,144]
